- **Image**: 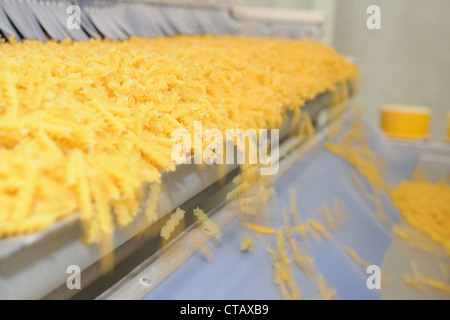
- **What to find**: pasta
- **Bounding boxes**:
[324,115,390,193]
[288,235,315,277]
[244,223,277,235]
[343,246,372,269]
[307,219,328,238]
[226,182,251,201]
[0,36,357,242]
[188,237,214,262]
[267,243,300,300]
[161,207,185,240]
[404,274,423,290]
[193,208,221,238]
[391,180,450,256]
[240,237,252,252]
[145,182,161,223]
[277,229,289,263]
[404,260,450,294]
[351,171,390,223]
[317,274,337,300]
[420,276,450,295]
[306,223,322,243]
[238,186,276,214]
[393,225,443,255]
[289,189,301,226]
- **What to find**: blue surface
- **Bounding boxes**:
[143,117,419,300]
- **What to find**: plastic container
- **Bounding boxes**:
[380,104,431,140]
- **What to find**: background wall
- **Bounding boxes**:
[275,0,336,44]
[240,0,449,141]
[334,0,450,141]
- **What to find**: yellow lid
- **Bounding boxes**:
[380,105,431,140]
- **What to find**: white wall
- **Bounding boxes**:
[334,0,450,141]
[234,0,275,6]
[239,0,336,43]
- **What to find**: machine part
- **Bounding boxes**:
[0,0,323,41]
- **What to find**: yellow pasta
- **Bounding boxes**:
[351,171,391,223]
[391,180,450,256]
[393,225,443,255]
[0,36,357,242]
[292,224,309,235]
[267,243,300,300]
[226,182,251,201]
[303,113,315,148]
[277,229,289,263]
[188,237,214,262]
[404,260,450,294]
[288,236,315,277]
[306,224,322,243]
[324,115,389,193]
[420,276,450,295]
[238,186,276,214]
[333,198,345,226]
[326,124,342,141]
[193,208,221,238]
[294,224,308,233]
[317,274,337,300]
[289,189,301,225]
[245,223,277,235]
[307,219,328,238]
[404,274,423,290]
[161,207,185,240]
[145,182,161,223]
[0,64,19,119]
[343,246,372,269]
[266,246,282,286]
[92,180,114,236]
[232,165,261,186]
[240,237,252,252]
[71,150,96,243]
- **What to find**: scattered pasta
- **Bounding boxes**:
[316,274,337,300]
[391,180,450,256]
[244,223,277,235]
[307,219,328,238]
[324,115,390,193]
[161,207,185,240]
[343,246,372,269]
[289,189,301,226]
[404,260,450,295]
[193,208,221,238]
[240,237,252,252]
[145,182,161,223]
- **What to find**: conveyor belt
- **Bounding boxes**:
[0,84,354,300]
[99,111,450,300]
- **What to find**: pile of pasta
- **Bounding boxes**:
[325,114,450,257]
[0,35,357,243]
[391,180,450,256]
